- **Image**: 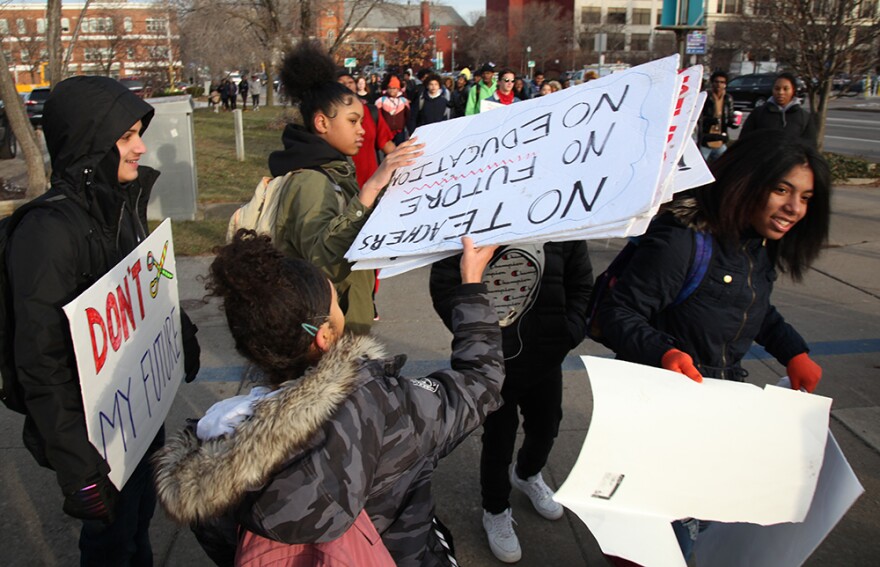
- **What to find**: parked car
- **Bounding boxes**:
[117,77,153,98]
[24,86,51,128]
[0,99,17,159]
[726,73,776,109]
[726,72,808,110]
[832,73,864,96]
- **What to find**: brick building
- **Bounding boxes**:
[1,1,181,91]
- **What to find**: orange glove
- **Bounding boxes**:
[787,353,822,393]
[661,349,703,383]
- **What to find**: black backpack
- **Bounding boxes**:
[585,231,713,348]
[0,193,91,413]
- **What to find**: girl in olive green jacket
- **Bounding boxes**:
[270,42,423,334]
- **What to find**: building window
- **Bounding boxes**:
[16,19,26,34]
[631,33,650,51]
[124,17,132,33]
[607,8,627,25]
[581,7,601,25]
[716,0,742,14]
[657,11,663,25]
[0,20,8,35]
[127,47,135,59]
[146,18,168,33]
[20,48,29,62]
[61,18,70,32]
[37,19,46,34]
[84,47,114,61]
[148,46,170,59]
[86,17,114,33]
[632,9,651,25]
[608,32,626,51]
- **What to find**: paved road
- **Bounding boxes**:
[823,109,880,161]
[1,184,879,566]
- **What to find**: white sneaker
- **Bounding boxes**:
[509,467,564,520]
[482,508,522,563]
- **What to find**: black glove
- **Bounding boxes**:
[181,310,201,383]
[63,476,119,523]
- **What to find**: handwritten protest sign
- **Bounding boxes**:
[554,357,861,567]
[63,220,184,489]
[347,56,713,276]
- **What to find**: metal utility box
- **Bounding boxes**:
[140,95,198,220]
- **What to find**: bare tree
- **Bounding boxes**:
[514,3,572,73]
[0,49,47,198]
[46,0,62,86]
[457,14,507,69]
[747,0,880,149]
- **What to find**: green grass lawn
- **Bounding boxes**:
[169,105,293,254]
[194,105,292,203]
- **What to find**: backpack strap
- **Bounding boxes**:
[671,231,712,307]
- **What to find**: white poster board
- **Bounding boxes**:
[553,356,860,567]
[63,219,184,489]
[346,56,709,273]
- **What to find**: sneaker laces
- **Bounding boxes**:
[486,509,518,537]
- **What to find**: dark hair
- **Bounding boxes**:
[424,73,442,87]
[775,72,797,90]
[692,130,830,281]
[710,70,728,82]
[207,230,333,384]
[336,70,354,81]
[279,41,357,134]
[498,68,516,80]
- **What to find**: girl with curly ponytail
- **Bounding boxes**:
[269,42,424,335]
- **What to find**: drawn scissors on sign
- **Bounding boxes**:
[147,241,174,298]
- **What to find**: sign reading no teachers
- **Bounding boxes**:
[63,220,185,489]
[346,55,712,277]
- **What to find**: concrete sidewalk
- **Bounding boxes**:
[1,185,879,566]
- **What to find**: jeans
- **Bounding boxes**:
[672,518,711,562]
[700,144,727,163]
[79,440,160,566]
[481,364,563,513]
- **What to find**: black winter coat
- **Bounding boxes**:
[596,204,809,380]
[430,241,593,370]
[740,99,817,147]
[7,77,170,495]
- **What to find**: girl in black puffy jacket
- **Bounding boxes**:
[596,129,831,562]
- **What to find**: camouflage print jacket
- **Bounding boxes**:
[154,283,504,567]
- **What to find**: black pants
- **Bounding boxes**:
[480,364,563,513]
[79,430,163,567]
[79,452,157,566]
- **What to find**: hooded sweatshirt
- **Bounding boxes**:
[269,123,377,335]
[740,96,817,147]
[7,76,158,493]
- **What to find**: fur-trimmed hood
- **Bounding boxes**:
[153,334,388,524]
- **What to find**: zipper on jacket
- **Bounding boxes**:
[724,241,759,379]
[81,167,94,190]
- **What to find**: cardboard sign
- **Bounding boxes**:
[553,357,862,567]
[346,56,715,277]
[63,220,184,489]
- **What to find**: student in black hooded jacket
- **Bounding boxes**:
[7,76,200,566]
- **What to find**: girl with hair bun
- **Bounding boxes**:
[155,230,505,567]
[270,41,423,335]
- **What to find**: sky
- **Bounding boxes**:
[439,0,486,22]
